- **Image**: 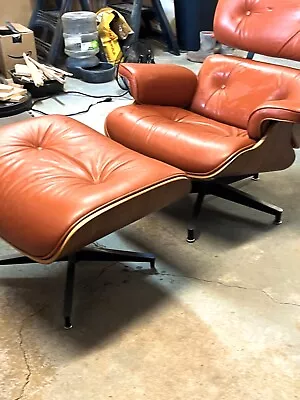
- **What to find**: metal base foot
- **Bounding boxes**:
[274,214,283,225]
[186,229,196,243]
[252,173,260,181]
[64,317,73,330]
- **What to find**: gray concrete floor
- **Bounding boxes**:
[1,49,300,399]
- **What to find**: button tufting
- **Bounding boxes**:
[221,84,226,89]
[37,147,43,150]
[246,11,251,16]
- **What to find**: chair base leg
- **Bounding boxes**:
[0,246,156,329]
[210,182,283,224]
[75,247,156,271]
[188,176,283,243]
[0,254,34,265]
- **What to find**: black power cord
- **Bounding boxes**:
[30,89,130,117]
[115,61,129,91]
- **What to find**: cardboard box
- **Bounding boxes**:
[0,23,37,78]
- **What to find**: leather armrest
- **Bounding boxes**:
[119,63,198,107]
[248,100,300,147]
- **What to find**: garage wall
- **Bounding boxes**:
[0,0,34,27]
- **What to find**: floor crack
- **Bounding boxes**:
[14,306,46,400]
[156,272,300,308]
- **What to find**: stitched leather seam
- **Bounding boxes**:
[278,29,300,57]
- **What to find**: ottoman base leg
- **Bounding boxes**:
[63,247,156,329]
[0,246,156,329]
[64,255,76,330]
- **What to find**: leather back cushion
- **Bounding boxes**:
[214,0,300,61]
[190,55,300,130]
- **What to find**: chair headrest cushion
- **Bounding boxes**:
[214,0,300,62]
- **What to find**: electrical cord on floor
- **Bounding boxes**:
[30,88,130,117]
[31,97,113,116]
[30,39,155,117]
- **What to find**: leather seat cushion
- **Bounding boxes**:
[0,115,189,261]
[105,105,255,175]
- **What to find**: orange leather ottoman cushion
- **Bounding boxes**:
[0,116,189,262]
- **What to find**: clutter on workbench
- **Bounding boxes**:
[12,54,70,86]
[10,54,70,97]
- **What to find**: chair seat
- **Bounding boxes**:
[0,115,189,263]
[105,105,256,175]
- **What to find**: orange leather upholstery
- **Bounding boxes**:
[191,55,300,133]
[214,0,300,61]
[104,0,300,240]
[0,116,189,262]
[106,54,300,175]
[105,104,254,175]
[119,63,197,107]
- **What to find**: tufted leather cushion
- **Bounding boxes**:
[0,116,189,261]
[214,0,300,61]
[105,105,255,175]
[191,55,300,132]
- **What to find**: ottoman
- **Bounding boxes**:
[0,115,190,328]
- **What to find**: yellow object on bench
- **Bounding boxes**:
[96,7,133,63]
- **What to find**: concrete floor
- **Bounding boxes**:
[1,49,300,399]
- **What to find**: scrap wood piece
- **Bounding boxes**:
[0,84,14,93]
[9,94,27,103]
[16,76,32,83]
[4,78,23,88]
[15,64,31,76]
[27,57,65,84]
[0,86,27,101]
[23,53,44,87]
[15,64,32,77]
[45,64,73,77]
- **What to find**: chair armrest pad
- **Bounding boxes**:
[119,63,198,107]
[248,100,300,146]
